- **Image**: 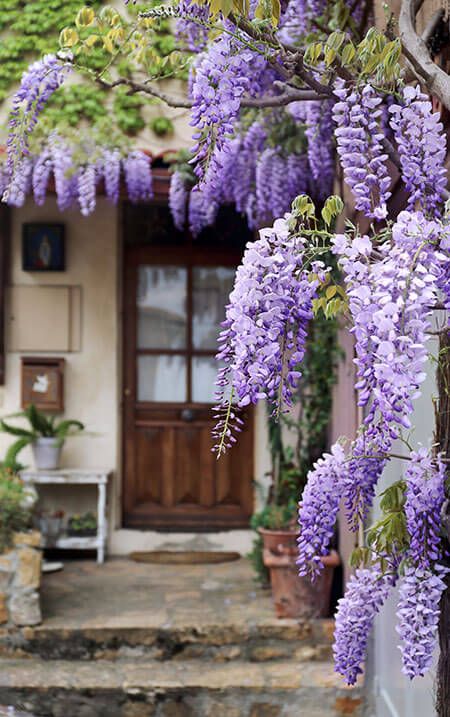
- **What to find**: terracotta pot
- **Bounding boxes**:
[259,527,340,619]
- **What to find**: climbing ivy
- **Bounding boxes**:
[0,0,184,138]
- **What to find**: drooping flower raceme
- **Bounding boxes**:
[333,81,391,220]
[176,0,210,52]
[404,448,446,568]
[213,216,324,453]
[397,565,449,679]
[32,148,53,206]
[389,85,447,216]
[297,443,346,579]
[122,151,153,202]
[305,100,335,200]
[169,171,189,231]
[334,567,394,685]
[7,54,71,174]
[78,165,97,217]
[102,149,122,205]
[190,34,267,179]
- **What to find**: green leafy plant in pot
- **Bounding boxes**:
[0,468,34,553]
[250,315,341,618]
[0,404,84,471]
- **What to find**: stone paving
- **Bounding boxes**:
[0,559,364,716]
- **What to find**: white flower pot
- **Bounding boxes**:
[32,438,63,470]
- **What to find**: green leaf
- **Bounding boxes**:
[326,285,337,300]
[59,27,79,49]
[4,437,32,469]
[54,420,84,439]
[75,7,95,29]
[0,420,34,439]
[341,42,356,66]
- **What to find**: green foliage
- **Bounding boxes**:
[68,511,97,534]
[0,469,32,553]
[114,88,146,135]
[0,0,180,140]
[303,26,401,87]
[0,405,84,469]
[149,116,174,137]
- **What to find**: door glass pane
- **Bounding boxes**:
[137,266,187,349]
[138,355,186,402]
[192,356,220,403]
[192,267,235,350]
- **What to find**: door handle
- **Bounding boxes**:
[124,388,131,397]
[180,408,195,422]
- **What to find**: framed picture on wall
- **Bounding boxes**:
[21,357,65,412]
[22,223,65,272]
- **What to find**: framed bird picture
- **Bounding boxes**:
[22,223,65,272]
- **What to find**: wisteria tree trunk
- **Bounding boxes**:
[436,330,450,717]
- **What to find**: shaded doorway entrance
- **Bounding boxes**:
[122,202,254,530]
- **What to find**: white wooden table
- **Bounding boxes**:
[20,469,111,564]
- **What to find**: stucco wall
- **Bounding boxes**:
[0,197,121,531]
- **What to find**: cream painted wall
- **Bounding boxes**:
[0,197,121,531]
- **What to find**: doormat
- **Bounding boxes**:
[129,551,241,565]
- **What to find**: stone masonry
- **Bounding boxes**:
[0,532,42,628]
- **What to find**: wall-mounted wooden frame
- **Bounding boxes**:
[21,357,65,412]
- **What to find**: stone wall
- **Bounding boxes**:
[0,532,42,627]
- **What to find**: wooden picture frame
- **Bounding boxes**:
[21,357,65,412]
[22,223,65,272]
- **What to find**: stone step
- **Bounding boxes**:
[0,619,335,663]
[0,657,364,717]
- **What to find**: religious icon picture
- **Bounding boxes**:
[22,223,65,272]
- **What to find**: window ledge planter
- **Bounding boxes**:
[0,530,42,627]
[259,527,339,619]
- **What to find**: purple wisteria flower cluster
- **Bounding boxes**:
[397,565,448,679]
[297,443,346,579]
[333,81,391,220]
[169,171,189,231]
[175,0,210,52]
[333,567,393,685]
[212,216,324,453]
[2,144,153,213]
[389,85,447,216]
[6,54,71,178]
[305,100,335,201]
[190,34,267,180]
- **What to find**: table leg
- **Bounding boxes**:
[97,483,106,564]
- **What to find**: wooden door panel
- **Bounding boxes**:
[122,202,254,530]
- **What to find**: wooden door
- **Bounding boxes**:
[122,203,254,530]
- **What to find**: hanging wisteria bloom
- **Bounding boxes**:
[334,567,394,685]
[389,85,447,215]
[32,148,53,206]
[397,565,449,679]
[305,100,335,200]
[78,165,97,217]
[175,0,210,52]
[169,171,189,231]
[7,54,71,172]
[213,216,326,453]
[102,149,122,205]
[123,151,153,203]
[333,81,391,220]
[297,443,346,578]
[190,34,267,179]
[188,187,217,236]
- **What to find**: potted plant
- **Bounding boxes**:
[35,509,65,547]
[250,315,341,618]
[0,404,84,471]
[67,511,97,537]
[0,468,34,553]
